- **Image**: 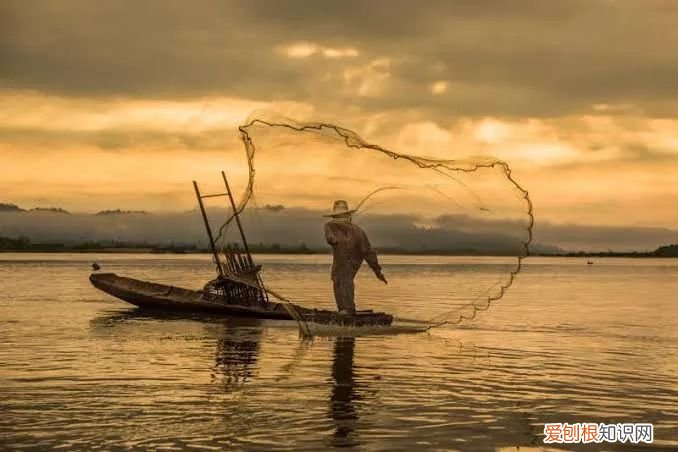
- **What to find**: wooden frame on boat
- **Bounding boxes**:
[89,171,394,328]
[193,171,269,307]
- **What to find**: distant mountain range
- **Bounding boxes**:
[2,201,677,254]
[94,209,149,216]
[0,203,71,214]
[0,203,149,216]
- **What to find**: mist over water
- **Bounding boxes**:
[1,254,677,449]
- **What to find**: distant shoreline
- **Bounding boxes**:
[2,236,677,257]
[1,249,677,258]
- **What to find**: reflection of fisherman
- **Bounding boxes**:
[329,337,358,444]
[324,200,387,315]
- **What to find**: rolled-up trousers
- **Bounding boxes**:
[332,276,355,314]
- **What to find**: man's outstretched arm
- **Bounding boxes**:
[360,229,387,284]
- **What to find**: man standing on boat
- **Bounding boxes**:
[324,200,387,315]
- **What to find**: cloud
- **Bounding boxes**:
[0,207,530,253]
[534,221,678,252]
[342,58,392,97]
[1,207,676,252]
[430,81,448,95]
[281,42,359,59]
[2,90,678,228]
[3,0,678,117]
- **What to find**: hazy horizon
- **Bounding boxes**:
[2,203,677,253]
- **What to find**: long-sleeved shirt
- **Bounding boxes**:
[324,221,381,281]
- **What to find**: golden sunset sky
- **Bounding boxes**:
[2,0,678,229]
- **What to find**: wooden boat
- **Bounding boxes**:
[90,272,393,327]
[90,272,292,319]
[88,171,393,329]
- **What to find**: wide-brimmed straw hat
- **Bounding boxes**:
[322,200,357,217]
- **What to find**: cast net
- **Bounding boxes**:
[213,111,533,331]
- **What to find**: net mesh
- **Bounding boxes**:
[214,111,533,330]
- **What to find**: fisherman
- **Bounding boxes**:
[324,200,387,315]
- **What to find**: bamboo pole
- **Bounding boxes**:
[221,171,254,266]
[193,181,224,277]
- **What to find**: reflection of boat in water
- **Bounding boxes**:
[90,309,264,390]
[90,308,369,444]
[213,325,262,388]
[88,171,393,328]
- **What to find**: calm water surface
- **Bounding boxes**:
[1,254,677,450]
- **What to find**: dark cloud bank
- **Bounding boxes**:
[1,207,676,253]
[3,0,678,117]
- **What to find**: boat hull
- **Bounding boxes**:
[89,273,293,319]
[89,272,394,326]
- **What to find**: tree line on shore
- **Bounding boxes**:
[0,236,316,254]
[1,235,677,257]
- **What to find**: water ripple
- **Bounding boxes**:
[1,254,677,449]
